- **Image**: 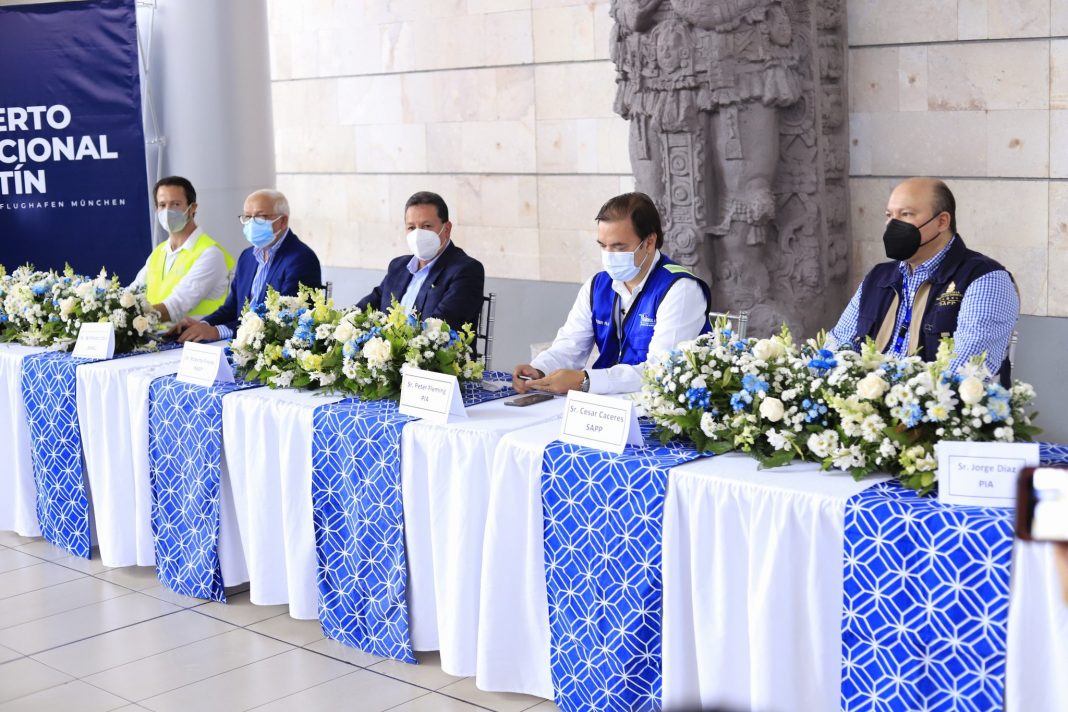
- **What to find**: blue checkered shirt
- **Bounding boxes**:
[829,236,1019,375]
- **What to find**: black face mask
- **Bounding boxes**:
[882,213,943,261]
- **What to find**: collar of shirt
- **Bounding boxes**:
[898,234,955,284]
[254,228,290,267]
[164,227,204,257]
[406,239,450,276]
[611,249,661,310]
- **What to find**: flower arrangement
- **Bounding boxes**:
[642,319,1039,493]
[0,264,159,353]
[231,286,483,400]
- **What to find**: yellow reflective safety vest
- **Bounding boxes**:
[145,232,235,318]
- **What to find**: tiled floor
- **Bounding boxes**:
[0,531,559,711]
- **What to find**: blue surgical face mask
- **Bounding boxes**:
[601,237,650,282]
[244,217,281,248]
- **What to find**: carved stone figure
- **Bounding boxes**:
[610,0,850,336]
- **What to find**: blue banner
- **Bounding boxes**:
[0,0,149,282]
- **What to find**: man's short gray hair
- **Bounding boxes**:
[248,189,290,216]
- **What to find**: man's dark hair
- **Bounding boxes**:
[595,192,664,249]
[405,191,449,223]
[931,180,956,233]
[153,176,196,205]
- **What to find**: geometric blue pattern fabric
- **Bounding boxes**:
[20,348,172,558]
[148,375,262,602]
[841,442,1068,712]
[841,482,1014,711]
[540,423,704,712]
[309,374,516,663]
[20,351,97,558]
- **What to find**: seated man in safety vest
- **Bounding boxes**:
[512,191,712,395]
[827,177,1019,384]
[128,176,234,322]
[172,188,322,342]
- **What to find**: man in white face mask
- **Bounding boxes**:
[126,176,234,322]
[513,192,712,396]
[357,191,485,330]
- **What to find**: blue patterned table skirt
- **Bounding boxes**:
[148,375,262,601]
[310,375,516,662]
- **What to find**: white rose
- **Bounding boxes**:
[752,338,786,362]
[132,315,150,335]
[959,376,985,405]
[362,336,393,366]
[423,317,445,333]
[243,312,265,336]
[758,396,785,422]
[334,320,355,343]
[856,372,889,401]
[59,296,77,319]
[118,291,137,309]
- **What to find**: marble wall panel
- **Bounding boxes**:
[532,4,596,63]
[926,41,1049,111]
[533,61,618,120]
[986,111,1049,177]
[848,0,958,46]
[354,124,428,173]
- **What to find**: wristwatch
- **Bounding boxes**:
[580,371,590,393]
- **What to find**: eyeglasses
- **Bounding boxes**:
[238,215,281,226]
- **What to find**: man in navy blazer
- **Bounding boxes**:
[174,189,322,342]
[357,191,485,329]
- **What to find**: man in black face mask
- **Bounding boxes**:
[827,177,1019,385]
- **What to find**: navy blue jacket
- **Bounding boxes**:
[204,230,322,333]
[853,235,1013,385]
[357,242,485,329]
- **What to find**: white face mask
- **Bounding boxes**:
[407,226,444,261]
[157,207,190,234]
[601,237,650,282]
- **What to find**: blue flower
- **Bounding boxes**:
[986,384,1011,402]
[730,390,752,412]
[741,373,768,394]
[407,314,418,327]
[731,341,747,352]
[343,340,357,358]
[720,327,733,337]
[253,303,268,317]
[31,283,48,296]
[685,386,710,410]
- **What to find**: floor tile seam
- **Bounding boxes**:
[0,566,92,601]
[0,585,144,632]
[19,607,190,661]
[91,571,166,594]
[0,557,53,575]
[0,651,137,709]
[12,544,80,565]
[381,689,498,712]
[130,646,300,706]
[186,602,284,628]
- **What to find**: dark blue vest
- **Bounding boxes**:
[852,236,1014,386]
[590,255,712,369]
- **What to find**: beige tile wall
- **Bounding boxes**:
[849,0,1068,316]
[267,0,629,285]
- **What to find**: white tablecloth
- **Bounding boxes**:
[402,396,563,677]
[1006,540,1068,712]
[661,454,888,712]
[222,387,346,619]
[76,349,185,567]
[476,419,563,698]
[0,343,47,537]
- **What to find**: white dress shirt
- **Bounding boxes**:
[531,251,709,395]
[128,227,231,322]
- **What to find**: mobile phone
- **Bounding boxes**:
[144,331,175,343]
[1016,466,1068,542]
[518,375,534,381]
[506,393,555,407]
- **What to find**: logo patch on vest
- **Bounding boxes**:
[936,281,962,308]
[639,314,656,328]
[595,318,610,327]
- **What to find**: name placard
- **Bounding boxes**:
[936,440,1040,507]
[72,322,115,360]
[559,390,643,454]
[398,367,466,424]
[176,342,234,387]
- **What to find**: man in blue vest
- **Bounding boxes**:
[512,192,712,395]
[827,177,1019,384]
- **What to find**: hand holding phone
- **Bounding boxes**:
[506,393,554,407]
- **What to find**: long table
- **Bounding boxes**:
[2,349,1065,711]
